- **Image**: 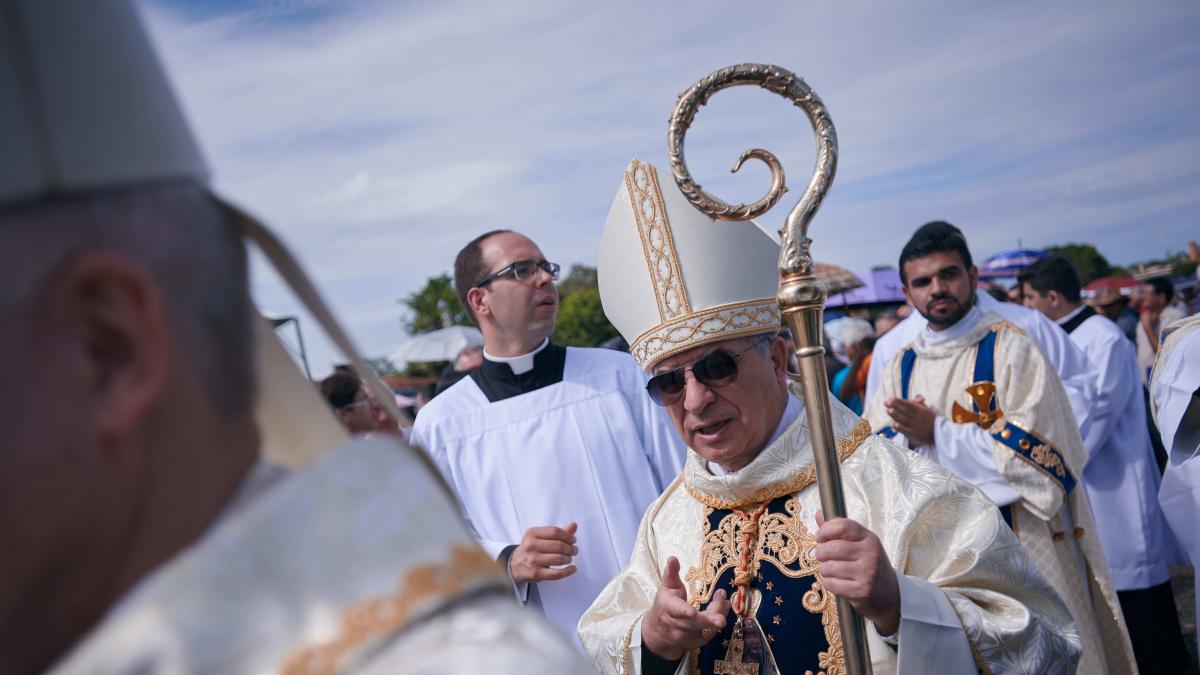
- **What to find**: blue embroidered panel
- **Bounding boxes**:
[991,422,1076,495]
[898,348,917,400]
[695,495,833,674]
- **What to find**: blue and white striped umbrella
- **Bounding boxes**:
[979,249,1049,279]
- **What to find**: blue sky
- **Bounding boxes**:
[138,0,1200,375]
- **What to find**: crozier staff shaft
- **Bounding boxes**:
[667,63,873,675]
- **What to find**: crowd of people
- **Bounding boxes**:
[5,1,1199,674]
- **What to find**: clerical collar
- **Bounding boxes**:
[708,393,802,476]
[922,301,984,348]
[1057,304,1095,335]
[483,338,550,375]
[471,340,567,403]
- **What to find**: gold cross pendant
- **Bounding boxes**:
[951,381,1002,428]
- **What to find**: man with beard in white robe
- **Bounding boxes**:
[1020,255,1189,673]
[411,230,686,642]
[866,222,1136,674]
[0,2,588,673]
[864,225,1094,435]
[578,159,1082,674]
[1150,313,1200,661]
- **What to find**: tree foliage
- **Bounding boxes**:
[401,273,471,335]
[553,286,620,347]
[1043,243,1112,285]
[367,356,400,376]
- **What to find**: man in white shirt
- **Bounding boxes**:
[1020,255,1189,674]
[411,230,686,642]
[1137,276,1186,384]
[865,223,1093,432]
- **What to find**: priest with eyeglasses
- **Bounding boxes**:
[577,160,1082,674]
[411,229,687,644]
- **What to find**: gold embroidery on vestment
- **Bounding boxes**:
[625,160,690,322]
[280,545,503,675]
[683,420,870,510]
[630,299,780,369]
[684,493,845,675]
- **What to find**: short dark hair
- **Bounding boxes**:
[319,371,361,410]
[454,229,513,325]
[898,221,973,284]
[1018,256,1081,303]
[1147,276,1175,303]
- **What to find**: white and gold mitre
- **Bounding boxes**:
[598,159,781,370]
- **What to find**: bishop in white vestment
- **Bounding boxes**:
[866,224,1135,674]
[579,160,1081,674]
[1150,313,1200,654]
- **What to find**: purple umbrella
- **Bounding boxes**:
[978,249,1049,280]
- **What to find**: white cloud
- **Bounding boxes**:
[138,0,1200,375]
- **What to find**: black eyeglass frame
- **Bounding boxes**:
[644,339,768,407]
[474,259,561,288]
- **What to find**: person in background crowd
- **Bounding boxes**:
[320,371,384,434]
[1006,283,1023,303]
[873,310,900,337]
[827,317,875,415]
[411,229,686,643]
[435,344,484,395]
[1137,276,1185,384]
[1020,256,1190,674]
[1088,287,1139,342]
[866,222,1135,674]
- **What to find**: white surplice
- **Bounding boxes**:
[866,291,1095,434]
[1061,306,1182,590]
[1150,313,1200,646]
[579,391,1082,675]
[47,436,590,675]
[411,347,686,642]
[865,309,1136,674]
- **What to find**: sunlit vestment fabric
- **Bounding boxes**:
[46,437,590,675]
[866,291,1094,434]
[411,347,686,642]
[1150,313,1200,648]
[579,392,1080,675]
[865,311,1136,674]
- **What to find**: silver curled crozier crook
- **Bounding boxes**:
[667,63,873,675]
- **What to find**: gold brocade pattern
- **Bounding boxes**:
[280,545,503,675]
[683,420,871,510]
[1030,443,1066,478]
[629,299,780,370]
[625,159,691,322]
[684,494,844,675]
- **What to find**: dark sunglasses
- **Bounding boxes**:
[475,259,561,288]
[645,342,763,406]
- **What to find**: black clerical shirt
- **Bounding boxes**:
[469,342,567,403]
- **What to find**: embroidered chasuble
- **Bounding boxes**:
[865,310,1137,674]
[579,390,1081,675]
[412,345,686,642]
[46,437,589,675]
